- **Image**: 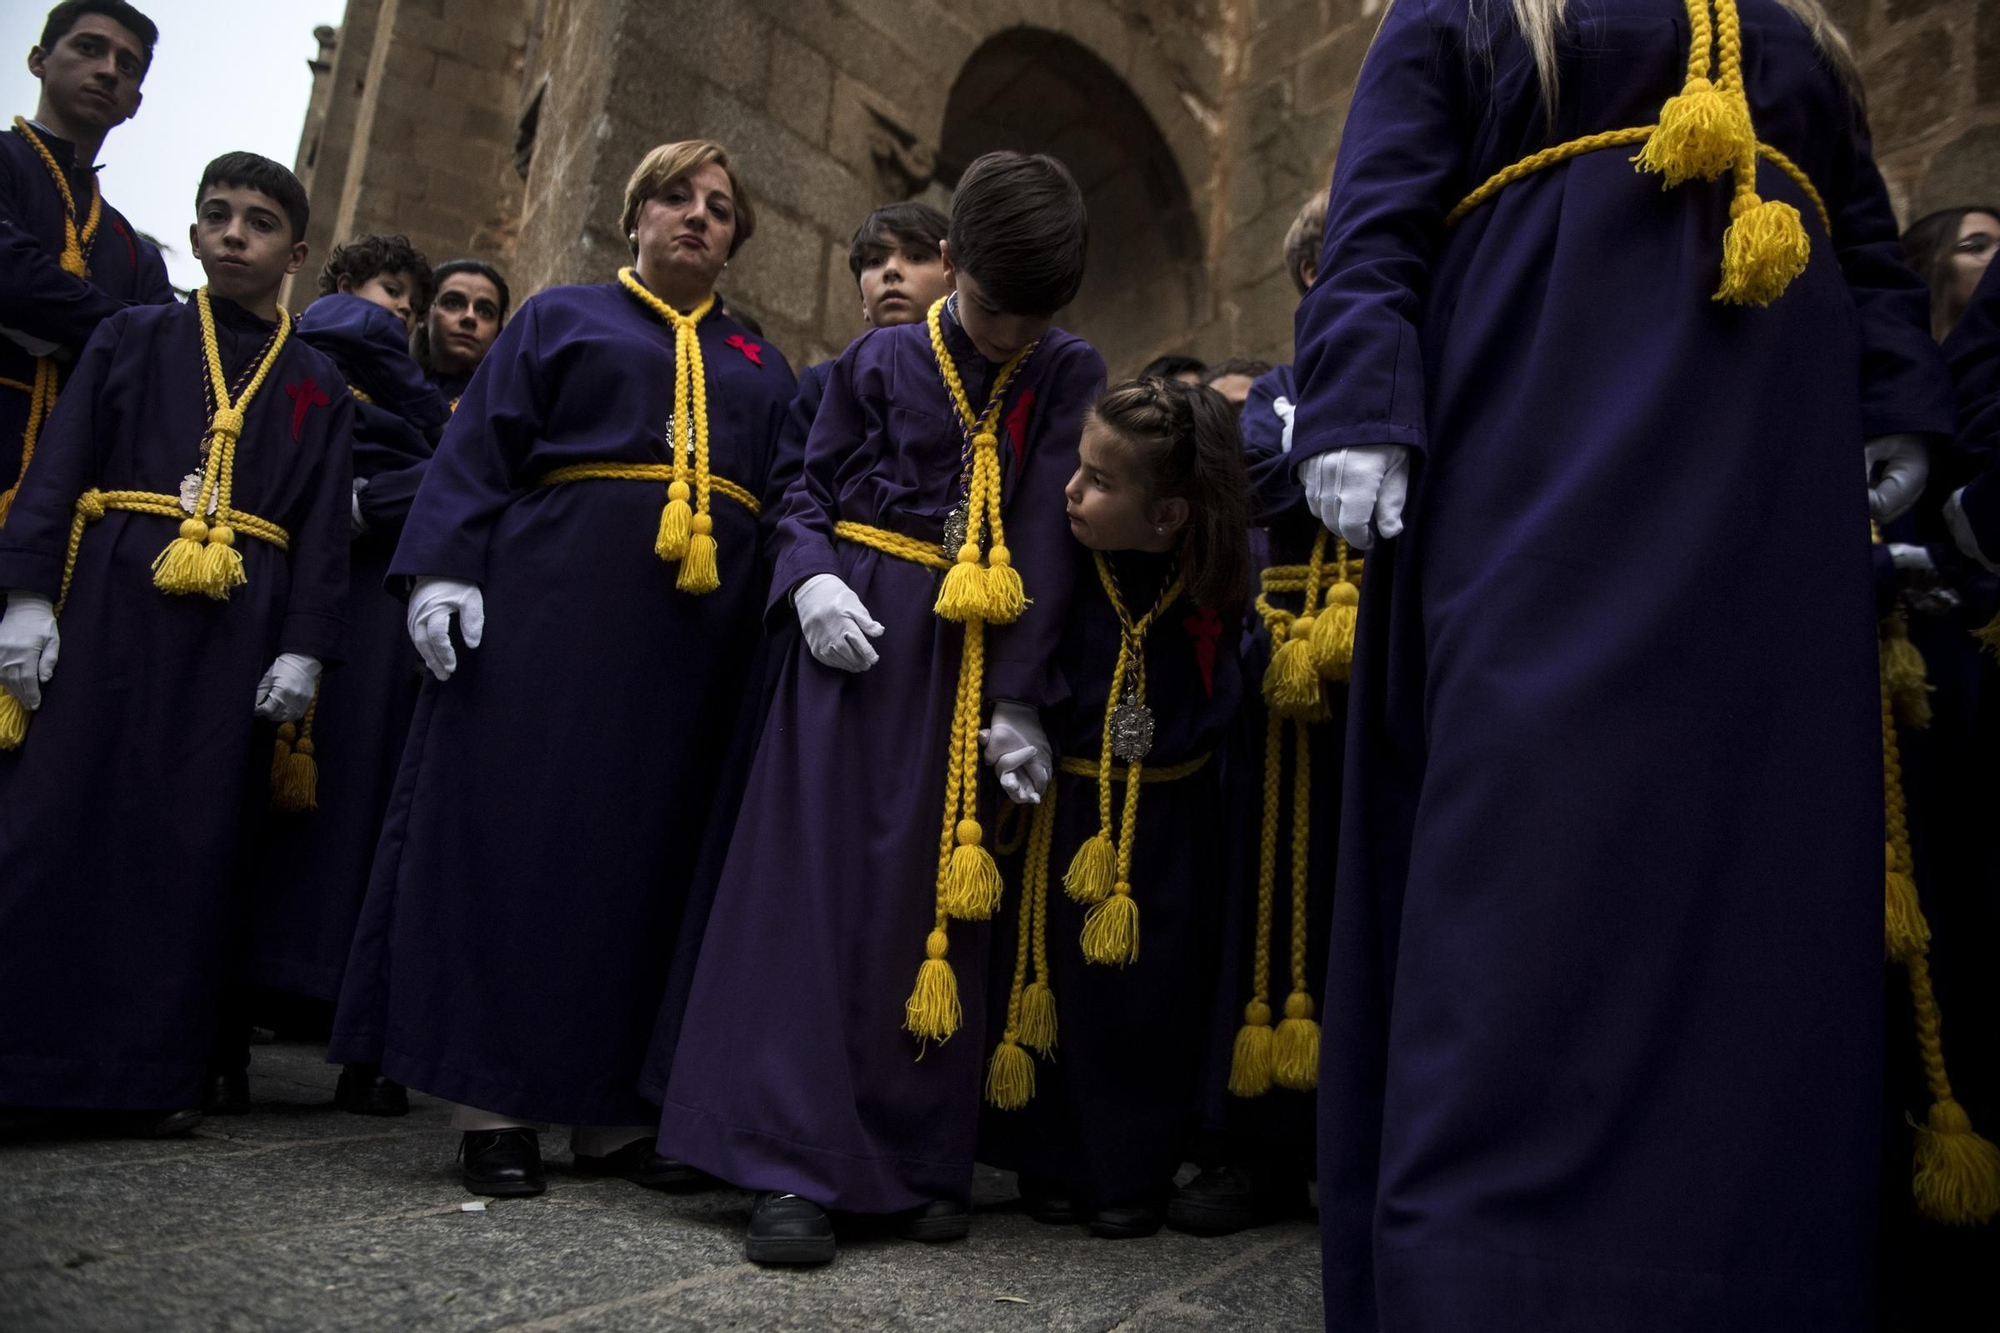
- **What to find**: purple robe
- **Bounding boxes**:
[242,293,448,1001]
[327,281,793,1127]
[656,311,1105,1212]
[0,297,352,1110]
[1292,3,1956,1327]
[977,547,1241,1207]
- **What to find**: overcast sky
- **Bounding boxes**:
[1,0,338,291]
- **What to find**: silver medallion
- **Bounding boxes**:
[941,498,970,558]
[1109,701,1156,763]
[178,472,218,517]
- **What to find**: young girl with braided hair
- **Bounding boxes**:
[976,376,1248,1239]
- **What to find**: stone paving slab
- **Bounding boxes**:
[0,1042,1324,1331]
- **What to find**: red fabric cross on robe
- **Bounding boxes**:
[1183,605,1222,698]
[1004,388,1036,482]
[285,378,330,441]
[725,333,763,366]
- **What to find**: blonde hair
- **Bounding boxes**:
[620,140,757,257]
[1283,191,1330,295]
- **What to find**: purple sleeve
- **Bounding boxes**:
[1241,368,1304,525]
[0,217,126,350]
[0,312,120,597]
[1829,110,1956,442]
[1289,0,1470,465]
[388,299,547,586]
[985,339,1107,709]
[280,388,356,662]
[357,459,427,538]
[766,345,867,622]
[765,361,827,539]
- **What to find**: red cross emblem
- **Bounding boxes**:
[724,333,763,366]
[1183,605,1222,698]
[285,378,331,441]
[1004,388,1036,480]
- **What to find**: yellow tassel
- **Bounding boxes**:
[1264,619,1325,719]
[984,1038,1036,1110]
[655,481,693,560]
[272,738,319,812]
[1633,78,1752,186]
[1062,832,1115,905]
[270,723,295,788]
[1715,194,1810,307]
[979,547,1026,624]
[1882,624,1932,729]
[904,928,962,1042]
[1080,884,1139,966]
[934,548,987,622]
[942,819,1004,920]
[1272,991,1321,1091]
[152,517,211,593]
[1018,980,1058,1055]
[1913,1097,2000,1226]
[1229,1001,1275,1097]
[1886,863,1930,964]
[1311,583,1359,681]
[197,526,246,599]
[0,687,27,751]
[677,516,720,594]
[1975,611,2000,661]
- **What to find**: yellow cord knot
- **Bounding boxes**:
[208,406,246,442]
[904,927,962,1042]
[942,818,1004,920]
[1635,77,1751,186]
[1273,990,1322,1090]
[75,490,106,521]
[59,237,85,278]
[1230,999,1276,1097]
[1716,191,1809,307]
[1080,881,1140,966]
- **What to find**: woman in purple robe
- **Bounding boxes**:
[328,140,793,1198]
[1289,2,1956,1327]
[657,152,1104,1266]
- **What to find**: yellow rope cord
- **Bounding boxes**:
[1448,127,1656,227]
[926,296,1036,625]
[832,519,952,570]
[0,357,58,526]
[537,463,760,519]
[1230,711,1286,1096]
[13,117,101,278]
[615,267,724,593]
[348,386,374,404]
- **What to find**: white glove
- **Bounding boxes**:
[351,478,370,536]
[1273,395,1296,454]
[0,591,59,710]
[1866,434,1929,523]
[1299,444,1410,549]
[982,701,1052,805]
[1886,543,1935,575]
[1944,487,2000,573]
[794,573,883,673]
[408,577,485,681]
[253,652,322,721]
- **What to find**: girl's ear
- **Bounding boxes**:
[1150,494,1190,536]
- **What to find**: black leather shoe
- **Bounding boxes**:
[333,1064,409,1117]
[202,1071,250,1116]
[1088,1199,1165,1240]
[1017,1173,1077,1225]
[893,1198,971,1243]
[745,1192,835,1265]
[1166,1164,1307,1236]
[572,1139,718,1191]
[132,1107,204,1139]
[459,1128,546,1197]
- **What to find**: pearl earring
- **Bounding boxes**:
[627,232,637,245]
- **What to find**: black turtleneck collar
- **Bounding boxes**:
[19,119,96,174]
[206,292,278,334]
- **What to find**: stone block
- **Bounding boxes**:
[1912,122,2000,216]
[769,29,835,148]
[1057,0,1138,81]
[720,206,827,327]
[1980,7,2000,105]
[1295,27,1370,113]
[1861,22,1963,151]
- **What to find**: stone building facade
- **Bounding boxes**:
[287,0,1999,377]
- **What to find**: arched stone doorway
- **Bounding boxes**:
[937,28,1206,378]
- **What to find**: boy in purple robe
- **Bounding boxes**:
[241,234,448,1119]
[657,151,1105,1265]
[0,152,351,1134]
[2,2,174,516]
[328,140,794,1198]
[977,377,1249,1239]
[1291,1,1956,1327]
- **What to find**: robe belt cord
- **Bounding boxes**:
[985,752,1211,1111]
[536,463,761,520]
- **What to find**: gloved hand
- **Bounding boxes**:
[1273,395,1296,454]
[1944,487,2000,573]
[1866,434,1929,523]
[794,573,883,673]
[408,577,485,681]
[1886,543,1935,575]
[253,652,322,721]
[982,701,1052,805]
[0,591,59,710]
[351,478,370,536]
[1299,444,1411,549]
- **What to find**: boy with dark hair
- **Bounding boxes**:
[657,151,1105,1264]
[2,1,173,519]
[239,234,449,1118]
[1140,353,1205,385]
[316,233,438,334]
[0,152,353,1134]
[1201,356,1273,410]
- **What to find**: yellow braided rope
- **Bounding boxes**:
[0,357,58,526]
[926,296,1036,625]
[615,267,724,593]
[1230,711,1286,1097]
[832,519,951,570]
[537,463,760,518]
[348,386,374,404]
[13,117,102,278]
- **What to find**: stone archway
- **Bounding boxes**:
[937,28,1206,378]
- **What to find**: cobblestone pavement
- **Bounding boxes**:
[0,1041,1323,1331]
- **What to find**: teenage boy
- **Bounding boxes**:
[2,1,174,516]
[0,152,353,1135]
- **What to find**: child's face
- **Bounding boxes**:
[340,270,419,333]
[427,272,504,373]
[189,186,306,308]
[1065,418,1185,554]
[857,239,951,328]
[940,246,1051,364]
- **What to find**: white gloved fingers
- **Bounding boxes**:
[999,769,1040,805]
[253,670,281,718]
[36,621,58,685]
[1943,488,2000,573]
[458,587,486,649]
[1334,453,1382,551]
[1274,395,1296,454]
[1,661,38,710]
[1865,434,1930,523]
[415,609,457,680]
[1375,450,1410,541]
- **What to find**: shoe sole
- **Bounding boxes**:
[745,1236,835,1265]
[465,1179,547,1198]
[895,1217,971,1243]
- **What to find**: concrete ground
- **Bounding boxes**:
[0,1041,1324,1332]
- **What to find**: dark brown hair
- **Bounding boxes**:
[1903,206,2000,341]
[948,151,1087,316]
[1090,377,1251,609]
[40,0,156,70]
[197,152,308,243]
[1201,357,1273,386]
[316,233,437,312]
[412,258,509,373]
[848,201,950,281]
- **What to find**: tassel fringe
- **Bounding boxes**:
[1018,980,1058,1055]
[1885,863,1930,963]
[1264,624,1325,719]
[656,483,693,560]
[984,1038,1036,1110]
[1063,833,1116,905]
[1272,991,1321,1091]
[1634,78,1751,185]
[0,687,26,750]
[904,929,962,1042]
[1080,886,1139,966]
[1913,1097,2000,1226]
[677,520,720,594]
[1310,584,1359,681]
[942,821,1004,920]
[1229,1001,1275,1098]
[1715,195,1809,307]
